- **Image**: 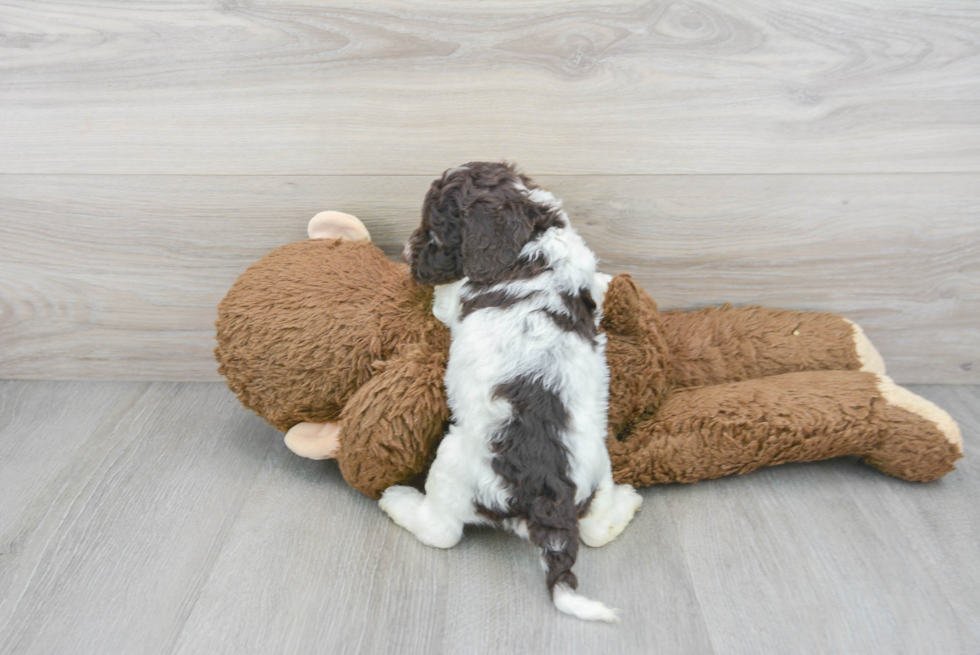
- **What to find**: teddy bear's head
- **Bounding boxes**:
[215,213,449,433]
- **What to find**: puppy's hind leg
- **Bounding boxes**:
[579,478,643,548]
[379,429,468,549]
[379,486,464,549]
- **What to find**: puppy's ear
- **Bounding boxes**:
[461,200,533,284]
[411,239,462,285]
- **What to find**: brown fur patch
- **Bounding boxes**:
[494,251,552,282]
[662,304,860,388]
[490,375,581,593]
[460,290,540,320]
[541,288,598,347]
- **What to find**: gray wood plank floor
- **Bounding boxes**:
[1,381,976,654]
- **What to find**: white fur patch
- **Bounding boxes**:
[553,584,620,623]
[580,483,643,548]
[432,279,465,326]
[413,221,616,523]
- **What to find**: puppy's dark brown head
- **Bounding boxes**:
[404,162,564,285]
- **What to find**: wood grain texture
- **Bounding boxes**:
[672,383,980,655]
[0,381,144,533]
[1,173,977,382]
[0,381,277,655]
[2,0,979,175]
[0,381,977,654]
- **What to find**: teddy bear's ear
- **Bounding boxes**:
[284,422,341,459]
[308,211,371,241]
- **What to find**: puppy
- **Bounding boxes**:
[380,162,642,622]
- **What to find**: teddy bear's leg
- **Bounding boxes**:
[579,478,643,548]
[660,305,885,388]
[608,370,962,487]
[862,374,963,481]
[283,421,341,459]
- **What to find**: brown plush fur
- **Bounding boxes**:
[607,370,959,485]
[217,239,448,431]
[215,238,962,498]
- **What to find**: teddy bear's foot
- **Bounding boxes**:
[844,319,886,375]
[861,374,963,482]
[876,374,962,448]
[379,486,464,549]
[580,482,643,548]
[307,211,371,242]
[283,421,341,459]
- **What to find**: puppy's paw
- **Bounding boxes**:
[580,484,643,548]
[379,486,463,549]
[379,485,424,531]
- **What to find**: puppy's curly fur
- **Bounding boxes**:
[382,163,642,622]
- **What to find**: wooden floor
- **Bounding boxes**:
[0,380,977,654]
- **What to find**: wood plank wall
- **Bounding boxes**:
[1,1,978,382]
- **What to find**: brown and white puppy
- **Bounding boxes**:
[380,162,642,622]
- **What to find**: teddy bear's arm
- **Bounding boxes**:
[336,345,450,499]
[608,369,962,486]
[660,305,884,388]
[600,274,673,437]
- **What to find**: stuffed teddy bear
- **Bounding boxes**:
[215,212,962,499]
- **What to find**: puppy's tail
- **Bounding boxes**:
[552,583,619,623]
[529,500,619,623]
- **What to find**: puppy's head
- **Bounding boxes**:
[404,162,561,285]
